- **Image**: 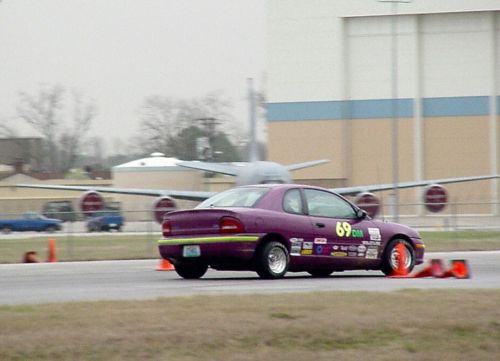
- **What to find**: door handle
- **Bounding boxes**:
[315,222,325,228]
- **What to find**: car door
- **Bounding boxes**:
[303,188,377,266]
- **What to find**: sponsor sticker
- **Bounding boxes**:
[348,252,357,257]
[365,246,378,259]
[368,228,381,241]
[348,245,357,252]
[315,245,323,254]
[314,237,327,244]
[331,251,347,257]
[362,240,381,246]
[340,245,348,251]
[303,242,313,250]
[358,245,367,253]
[332,245,339,250]
[301,249,313,255]
[290,238,303,256]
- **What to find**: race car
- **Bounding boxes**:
[158,184,425,279]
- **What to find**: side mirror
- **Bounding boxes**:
[356,208,368,219]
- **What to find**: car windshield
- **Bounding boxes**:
[196,187,269,209]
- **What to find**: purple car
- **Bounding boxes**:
[158,184,425,279]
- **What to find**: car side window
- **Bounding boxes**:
[304,189,357,219]
[283,189,304,214]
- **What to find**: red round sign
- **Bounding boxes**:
[354,192,380,218]
[152,197,177,224]
[424,184,448,213]
[79,191,104,214]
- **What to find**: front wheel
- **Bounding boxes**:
[255,241,289,279]
[381,239,415,276]
[175,261,208,279]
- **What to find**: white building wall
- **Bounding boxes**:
[422,12,492,97]
[266,0,500,103]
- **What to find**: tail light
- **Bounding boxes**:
[220,216,245,233]
[162,219,172,237]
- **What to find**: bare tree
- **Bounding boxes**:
[16,84,97,172]
[136,91,234,157]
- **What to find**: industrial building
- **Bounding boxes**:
[265,0,500,214]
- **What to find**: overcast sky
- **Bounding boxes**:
[0,0,266,153]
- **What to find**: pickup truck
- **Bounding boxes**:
[86,213,124,232]
[0,212,63,234]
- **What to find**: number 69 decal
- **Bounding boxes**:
[336,222,351,237]
[335,222,364,238]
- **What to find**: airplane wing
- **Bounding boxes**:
[332,174,500,196]
[285,159,329,171]
[176,161,241,176]
[16,184,216,202]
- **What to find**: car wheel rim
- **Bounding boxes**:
[268,246,287,274]
[390,243,412,270]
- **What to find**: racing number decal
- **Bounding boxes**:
[335,221,364,238]
[336,221,351,237]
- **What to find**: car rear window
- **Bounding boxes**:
[196,187,269,208]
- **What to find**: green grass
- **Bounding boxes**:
[0,230,499,264]
[0,290,499,360]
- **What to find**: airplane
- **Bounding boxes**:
[15,79,500,220]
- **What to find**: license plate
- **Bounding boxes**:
[183,245,201,258]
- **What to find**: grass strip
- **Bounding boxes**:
[0,289,499,360]
[1,230,500,263]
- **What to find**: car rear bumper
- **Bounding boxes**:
[158,235,260,262]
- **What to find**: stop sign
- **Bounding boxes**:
[424,184,448,212]
[152,197,177,224]
[354,192,380,218]
[79,191,104,214]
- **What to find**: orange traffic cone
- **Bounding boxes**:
[440,259,471,279]
[23,251,40,263]
[47,239,57,263]
[156,258,175,271]
[409,258,445,278]
[389,243,409,278]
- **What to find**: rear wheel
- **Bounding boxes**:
[1,226,12,234]
[381,238,415,276]
[255,241,289,279]
[175,261,208,279]
[45,225,57,233]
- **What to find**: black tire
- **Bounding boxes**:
[175,261,208,279]
[381,238,415,276]
[45,225,57,233]
[255,241,289,279]
[1,226,12,234]
[308,269,333,278]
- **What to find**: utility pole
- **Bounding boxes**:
[378,0,411,223]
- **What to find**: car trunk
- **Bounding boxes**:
[165,209,242,236]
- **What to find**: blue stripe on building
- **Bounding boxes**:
[267,96,494,121]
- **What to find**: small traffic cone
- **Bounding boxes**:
[47,239,57,263]
[389,243,409,278]
[23,251,40,263]
[156,258,175,271]
[440,259,471,279]
[409,259,445,278]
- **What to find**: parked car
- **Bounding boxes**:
[42,200,77,222]
[0,212,63,234]
[86,212,124,232]
[158,184,426,279]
